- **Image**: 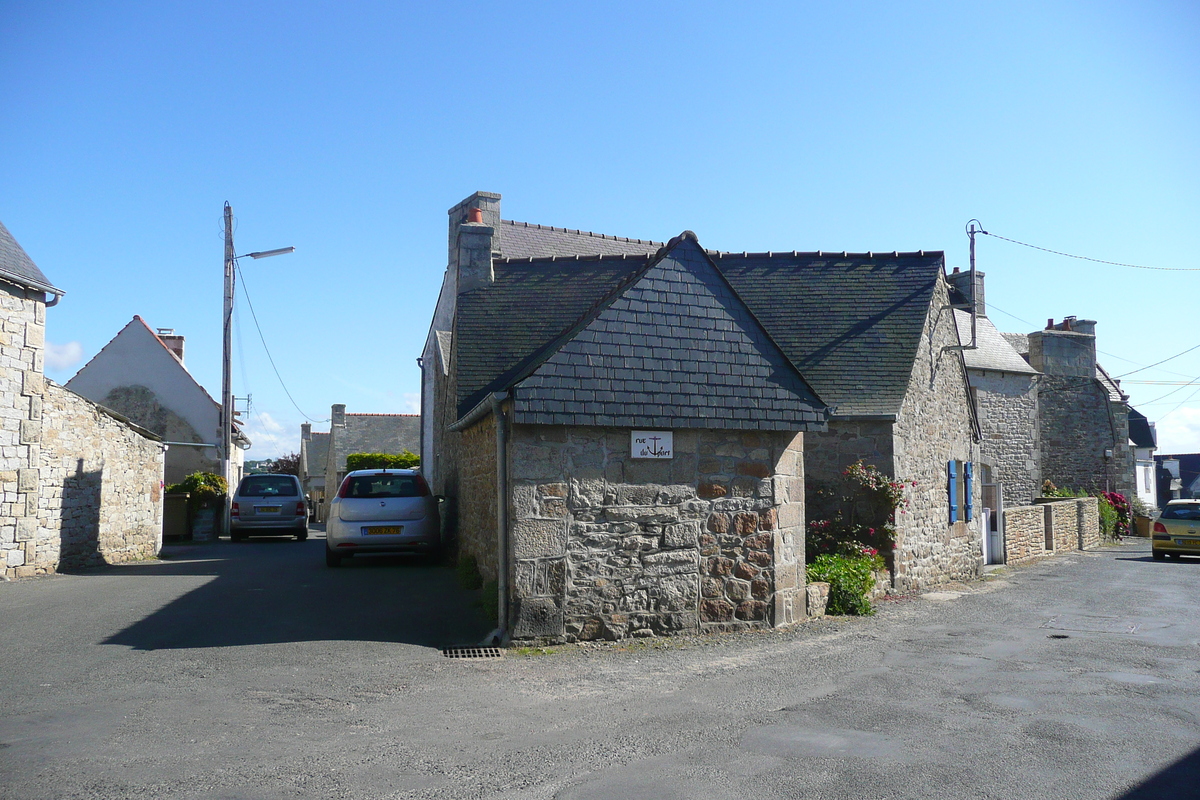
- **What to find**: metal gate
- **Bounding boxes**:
[981,482,1004,564]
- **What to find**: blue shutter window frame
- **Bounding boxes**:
[948,460,959,523]
[964,461,974,522]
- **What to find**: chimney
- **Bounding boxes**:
[301,422,312,441]
[331,404,346,427]
[448,191,501,295]
[1028,318,1098,378]
[156,328,185,364]
[945,269,986,316]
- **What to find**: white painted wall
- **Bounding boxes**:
[66,317,222,448]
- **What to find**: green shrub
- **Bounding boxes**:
[167,471,227,508]
[806,553,882,616]
[1097,494,1118,539]
[345,451,420,471]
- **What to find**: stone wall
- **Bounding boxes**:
[970,369,1039,507]
[890,278,982,591]
[38,382,164,571]
[1002,504,1048,566]
[456,411,498,582]
[1039,376,1117,495]
[507,426,805,642]
[804,419,894,486]
[1003,498,1099,567]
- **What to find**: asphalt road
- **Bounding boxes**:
[1,532,1198,800]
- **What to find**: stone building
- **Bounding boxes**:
[315,405,420,519]
[0,220,164,578]
[949,269,1040,509]
[422,191,989,641]
[65,317,249,485]
[1000,318,1144,502]
[298,422,330,511]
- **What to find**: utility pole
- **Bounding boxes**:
[221,203,236,522]
[219,202,294,532]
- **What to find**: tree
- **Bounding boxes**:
[267,452,301,476]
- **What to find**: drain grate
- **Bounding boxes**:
[442,646,504,660]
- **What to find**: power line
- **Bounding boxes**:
[1114,342,1200,378]
[234,260,330,424]
[981,230,1197,272]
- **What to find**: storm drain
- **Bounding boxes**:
[442,646,504,660]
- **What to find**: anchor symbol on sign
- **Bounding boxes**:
[646,436,665,457]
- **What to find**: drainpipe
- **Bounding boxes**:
[447,390,510,645]
[490,392,510,646]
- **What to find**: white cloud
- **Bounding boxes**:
[401,393,420,413]
[256,411,284,433]
[1154,406,1200,454]
[45,341,84,372]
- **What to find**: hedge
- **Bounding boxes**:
[345,451,420,471]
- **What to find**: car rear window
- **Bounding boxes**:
[1160,505,1200,521]
[343,474,428,498]
[238,475,299,497]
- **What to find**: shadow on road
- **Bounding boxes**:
[1117,744,1200,798]
[97,534,492,651]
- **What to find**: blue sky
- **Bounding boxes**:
[2,1,1197,458]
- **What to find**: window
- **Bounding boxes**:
[948,460,974,523]
[238,475,299,497]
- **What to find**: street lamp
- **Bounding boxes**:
[221,202,293,522]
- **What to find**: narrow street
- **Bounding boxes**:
[1,534,1196,800]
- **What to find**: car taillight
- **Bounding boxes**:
[231,502,239,517]
[415,475,431,496]
[1154,521,1168,534]
[337,476,353,498]
[295,502,305,516]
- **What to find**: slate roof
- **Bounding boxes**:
[953,311,1038,374]
[0,220,63,294]
[717,250,946,418]
[1129,408,1156,449]
[457,245,946,420]
[329,414,421,475]
[499,220,662,258]
[301,431,330,479]
[510,236,827,430]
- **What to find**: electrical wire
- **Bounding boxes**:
[1114,343,1200,378]
[981,231,1197,272]
[234,259,330,424]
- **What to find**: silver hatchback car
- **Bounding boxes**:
[230,473,308,541]
[325,469,440,566]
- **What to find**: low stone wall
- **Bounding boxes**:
[507,426,806,642]
[1003,498,1099,567]
[3,382,164,577]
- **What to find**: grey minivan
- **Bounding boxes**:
[230,473,308,541]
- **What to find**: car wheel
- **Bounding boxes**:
[325,548,342,567]
[297,529,309,542]
[1152,550,1165,561]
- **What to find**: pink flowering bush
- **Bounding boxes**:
[806,460,913,563]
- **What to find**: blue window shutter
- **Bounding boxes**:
[948,460,958,523]
[964,461,974,522]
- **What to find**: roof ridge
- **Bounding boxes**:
[711,250,943,259]
[345,412,419,417]
[493,252,651,265]
[501,219,663,247]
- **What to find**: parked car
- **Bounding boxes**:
[325,469,440,567]
[1151,499,1200,560]
[230,473,308,542]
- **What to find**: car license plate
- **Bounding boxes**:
[256,506,281,514]
[365,526,402,536]
[1175,538,1200,547]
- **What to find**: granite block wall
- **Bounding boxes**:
[1038,376,1119,496]
[507,426,805,642]
[804,420,894,486]
[0,283,45,575]
[1003,498,1099,567]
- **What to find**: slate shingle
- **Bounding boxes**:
[0,220,62,294]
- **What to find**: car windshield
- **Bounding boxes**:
[239,475,299,497]
[1160,505,1200,521]
[344,474,427,498]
